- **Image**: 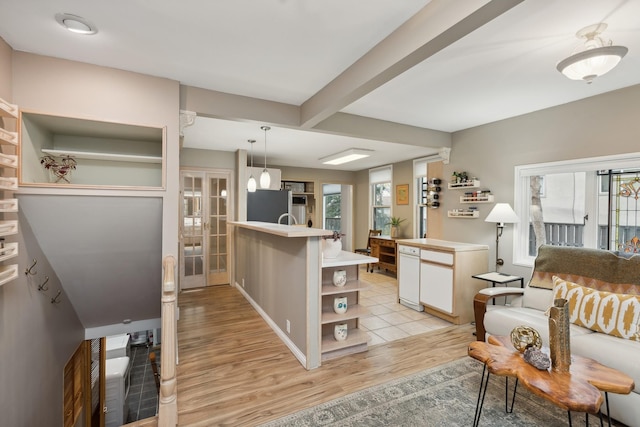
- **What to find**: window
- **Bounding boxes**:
[323,184,341,231]
[514,153,640,266]
[370,165,392,234]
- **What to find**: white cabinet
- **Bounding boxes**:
[420,260,453,313]
[393,240,488,325]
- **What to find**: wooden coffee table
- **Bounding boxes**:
[468,335,634,426]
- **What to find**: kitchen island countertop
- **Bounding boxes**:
[231,221,333,238]
[395,238,488,252]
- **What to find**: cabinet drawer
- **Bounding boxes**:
[420,249,453,265]
[376,239,395,248]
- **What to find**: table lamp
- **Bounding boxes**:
[485,203,519,270]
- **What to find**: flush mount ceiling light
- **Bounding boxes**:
[320,148,373,165]
[55,13,97,35]
[556,23,628,84]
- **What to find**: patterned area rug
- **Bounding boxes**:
[260,357,602,427]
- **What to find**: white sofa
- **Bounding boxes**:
[473,245,640,427]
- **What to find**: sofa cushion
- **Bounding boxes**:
[522,285,553,311]
[553,276,640,341]
[572,333,640,394]
[484,306,593,347]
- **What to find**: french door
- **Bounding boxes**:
[180,169,233,289]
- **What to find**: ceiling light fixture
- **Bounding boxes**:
[260,126,271,189]
[556,23,627,84]
[55,13,97,35]
[247,139,257,192]
[320,148,373,166]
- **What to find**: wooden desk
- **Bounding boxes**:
[369,236,396,274]
[468,335,634,426]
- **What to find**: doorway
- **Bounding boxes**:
[180,169,234,289]
[322,183,353,251]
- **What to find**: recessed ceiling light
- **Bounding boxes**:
[55,13,97,35]
[320,148,373,165]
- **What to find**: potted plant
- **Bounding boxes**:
[386,217,405,238]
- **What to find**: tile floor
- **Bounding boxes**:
[126,345,161,423]
[358,267,452,346]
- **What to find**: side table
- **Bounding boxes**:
[472,272,523,305]
[468,335,635,427]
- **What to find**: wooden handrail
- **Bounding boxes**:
[158,255,178,426]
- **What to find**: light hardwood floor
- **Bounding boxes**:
[173,276,476,427]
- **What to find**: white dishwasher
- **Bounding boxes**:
[398,245,423,311]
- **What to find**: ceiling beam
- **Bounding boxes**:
[299,0,525,129]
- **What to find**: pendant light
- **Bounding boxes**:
[247,139,257,192]
[556,23,628,84]
[260,125,271,189]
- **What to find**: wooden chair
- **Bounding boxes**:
[149,351,160,394]
[354,229,382,272]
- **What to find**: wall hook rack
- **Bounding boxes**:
[51,290,61,304]
[25,259,37,276]
[38,276,49,291]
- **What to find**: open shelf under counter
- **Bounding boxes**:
[321,329,369,361]
[322,250,378,268]
[0,177,18,190]
[321,305,369,324]
[0,97,18,118]
[321,279,370,295]
[0,220,18,237]
[0,198,18,212]
[0,152,18,168]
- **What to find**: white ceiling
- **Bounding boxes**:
[2,0,640,171]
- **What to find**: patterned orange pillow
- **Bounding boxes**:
[553,276,640,341]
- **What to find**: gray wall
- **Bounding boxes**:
[441,84,640,278]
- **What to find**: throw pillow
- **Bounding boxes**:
[553,276,640,341]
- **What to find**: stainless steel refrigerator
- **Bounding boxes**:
[247,189,293,224]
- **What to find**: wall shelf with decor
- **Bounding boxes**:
[448,210,480,218]
[448,179,480,190]
[460,193,494,203]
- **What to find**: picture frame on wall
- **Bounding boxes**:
[396,184,409,205]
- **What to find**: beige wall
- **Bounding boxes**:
[441,84,640,277]
[0,41,85,427]
[392,159,413,239]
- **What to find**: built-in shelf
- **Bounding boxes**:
[321,329,368,354]
[448,179,480,189]
[321,305,370,324]
[0,198,18,212]
[0,177,18,191]
[0,242,18,263]
[448,210,480,218]
[41,148,163,164]
[0,264,18,287]
[0,220,19,236]
[321,280,369,295]
[460,194,494,203]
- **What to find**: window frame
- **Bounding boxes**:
[513,152,640,267]
[369,165,393,234]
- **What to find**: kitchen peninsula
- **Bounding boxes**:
[230,221,376,370]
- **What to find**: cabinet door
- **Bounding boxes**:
[420,262,453,313]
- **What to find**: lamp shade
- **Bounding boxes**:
[247,175,257,192]
[260,169,271,189]
[485,203,519,224]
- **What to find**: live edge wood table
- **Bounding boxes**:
[468,336,634,427]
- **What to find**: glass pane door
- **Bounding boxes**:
[208,175,229,285]
[609,172,640,252]
[181,174,205,289]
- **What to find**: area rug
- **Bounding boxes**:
[260,357,599,427]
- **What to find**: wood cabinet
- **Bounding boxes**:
[418,245,488,324]
[321,252,375,361]
[0,97,19,287]
[369,236,396,274]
